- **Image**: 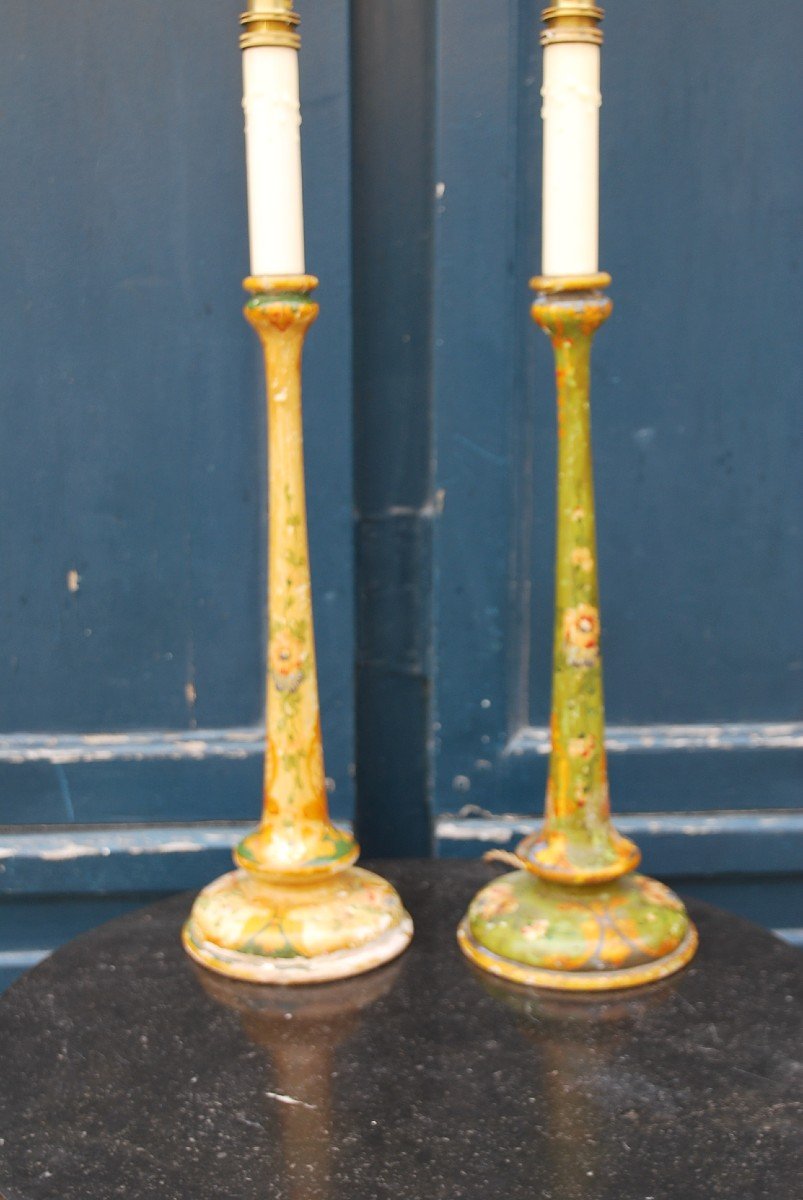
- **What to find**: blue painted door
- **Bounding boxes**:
[1,0,801,990]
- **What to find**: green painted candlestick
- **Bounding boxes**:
[458,276,698,990]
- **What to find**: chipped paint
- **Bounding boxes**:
[439,810,803,843]
[38,844,103,861]
[0,726,263,765]
[506,721,803,756]
[0,825,258,863]
[127,840,208,855]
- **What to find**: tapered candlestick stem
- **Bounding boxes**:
[261,289,324,820]
[234,278,355,880]
[518,284,640,886]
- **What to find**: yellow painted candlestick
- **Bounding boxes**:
[184,277,412,983]
[458,276,698,990]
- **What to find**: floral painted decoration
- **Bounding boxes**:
[563,603,600,667]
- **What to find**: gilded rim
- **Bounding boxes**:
[515,831,641,886]
[183,913,413,986]
[530,272,611,295]
[457,919,698,992]
[542,2,603,19]
[243,273,319,295]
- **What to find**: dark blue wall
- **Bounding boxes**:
[1,0,800,989]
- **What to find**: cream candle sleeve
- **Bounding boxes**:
[541,40,601,278]
[242,44,305,277]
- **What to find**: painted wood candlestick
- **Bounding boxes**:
[183,5,412,984]
[458,1,697,991]
[458,278,698,990]
[183,279,412,983]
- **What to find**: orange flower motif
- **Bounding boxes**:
[640,878,685,912]
[564,603,599,649]
[535,832,570,869]
[266,305,295,332]
[520,918,549,942]
[568,734,597,760]
[599,929,633,967]
[571,546,594,573]
[563,604,600,667]
[475,885,519,919]
[270,629,305,692]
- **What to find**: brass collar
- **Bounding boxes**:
[240,2,300,51]
[541,2,604,46]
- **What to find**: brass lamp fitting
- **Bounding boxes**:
[240,0,300,50]
[541,1,604,46]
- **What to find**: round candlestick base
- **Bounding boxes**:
[184,867,413,985]
[457,870,697,992]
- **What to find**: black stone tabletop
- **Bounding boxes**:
[0,860,801,1200]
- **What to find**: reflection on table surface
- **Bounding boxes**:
[0,864,800,1200]
[470,967,679,1200]
[196,963,403,1200]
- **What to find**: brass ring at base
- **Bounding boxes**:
[183,914,413,986]
[457,919,698,992]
